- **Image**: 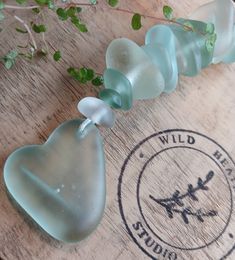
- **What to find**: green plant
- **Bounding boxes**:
[0,1,216,88]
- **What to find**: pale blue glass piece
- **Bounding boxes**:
[144,25,178,93]
[169,24,202,77]
[103,68,132,110]
[78,97,115,128]
[4,119,106,243]
[99,88,122,109]
[176,18,213,69]
[190,0,235,63]
[222,26,235,63]
[106,38,165,100]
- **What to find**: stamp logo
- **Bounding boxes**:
[118,129,235,259]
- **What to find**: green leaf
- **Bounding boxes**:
[56,8,68,21]
[68,67,99,84]
[0,1,5,10]
[67,67,79,79]
[76,7,82,13]
[86,69,95,81]
[32,23,47,33]
[35,0,48,5]
[71,16,88,32]
[206,33,217,53]
[90,0,97,4]
[206,23,215,34]
[4,59,13,69]
[15,27,28,33]
[47,0,55,9]
[77,23,88,32]
[2,50,18,70]
[53,50,61,61]
[71,16,80,25]
[67,7,76,17]
[108,0,118,7]
[6,50,18,59]
[131,13,142,30]
[32,8,41,14]
[78,68,88,83]
[92,76,103,86]
[163,5,173,20]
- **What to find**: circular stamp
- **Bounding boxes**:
[118,129,235,260]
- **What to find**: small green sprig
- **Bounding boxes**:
[0,0,107,76]
[67,67,103,87]
[108,0,119,7]
[163,5,173,20]
[53,50,61,62]
[131,13,142,30]
[56,6,88,32]
[1,50,18,69]
[0,0,119,75]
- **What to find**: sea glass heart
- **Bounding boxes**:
[4,119,106,243]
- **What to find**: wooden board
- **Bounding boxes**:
[1,0,235,259]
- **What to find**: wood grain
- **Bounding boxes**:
[1,0,235,259]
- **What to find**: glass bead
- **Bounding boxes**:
[176,18,213,69]
[103,69,132,110]
[106,38,165,100]
[144,25,178,93]
[99,88,122,109]
[78,97,115,128]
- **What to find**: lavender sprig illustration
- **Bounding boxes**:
[149,171,218,224]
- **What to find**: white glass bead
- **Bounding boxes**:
[78,97,115,128]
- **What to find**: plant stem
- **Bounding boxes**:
[5,5,39,10]
[14,15,37,51]
[4,2,96,10]
[112,7,196,33]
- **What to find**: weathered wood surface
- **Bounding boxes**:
[1,0,235,259]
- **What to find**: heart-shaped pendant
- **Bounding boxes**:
[4,119,106,243]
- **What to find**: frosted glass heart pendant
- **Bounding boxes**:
[4,119,106,243]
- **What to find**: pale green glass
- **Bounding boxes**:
[190,0,235,63]
[176,18,213,69]
[144,25,178,93]
[78,97,115,128]
[222,26,235,64]
[4,119,106,243]
[103,68,133,110]
[99,88,122,109]
[106,38,165,100]
[169,24,202,76]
